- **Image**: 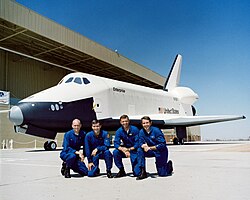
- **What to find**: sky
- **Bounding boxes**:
[16,0,250,140]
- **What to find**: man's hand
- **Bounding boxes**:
[124,151,130,158]
[141,143,150,152]
[75,151,85,162]
[79,152,85,162]
[91,148,98,156]
[144,146,151,152]
[119,147,127,154]
[88,162,95,170]
[118,147,131,157]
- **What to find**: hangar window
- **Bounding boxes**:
[83,78,90,84]
[65,77,74,83]
[74,77,82,84]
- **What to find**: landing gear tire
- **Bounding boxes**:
[44,141,57,150]
[179,138,184,145]
[48,141,57,150]
[173,138,179,145]
[44,141,49,150]
[173,137,185,145]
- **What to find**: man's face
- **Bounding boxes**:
[92,123,101,135]
[141,119,152,132]
[120,118,129,130]
[72,120,81,133]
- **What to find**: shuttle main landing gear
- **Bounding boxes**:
[44,141,57,150]
[173,137,184,145]
[173,126,187,145]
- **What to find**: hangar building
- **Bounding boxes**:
[0,0,200,149]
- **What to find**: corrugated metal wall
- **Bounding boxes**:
[0,48,68,148]
[0,50,6,89]
[0,49,68,99]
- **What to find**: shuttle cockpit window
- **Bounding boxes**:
[74,77,82,84]
[65,77,74,83]
[83,78,90,84]
[63,77,90,85]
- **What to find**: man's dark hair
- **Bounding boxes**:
[141,116,152,122]
[120,114,129,121]
[91,119,101,125]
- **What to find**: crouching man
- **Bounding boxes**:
[60,119,88,178]
[136,116,173,180]
[113,114,140,178]
[85,120,113,178]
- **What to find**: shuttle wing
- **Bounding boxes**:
[161,115,246,126]
[112,114,246,127]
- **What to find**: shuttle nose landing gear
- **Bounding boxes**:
[173,137,184,145]
[44,141,57,150]
[173,137,179,145]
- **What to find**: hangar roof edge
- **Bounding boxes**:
[0,0,165,88]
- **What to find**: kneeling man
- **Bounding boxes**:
[85,120,113,178]
[60,119,88,178]
[137,116,173,180]
[113,114,140,178]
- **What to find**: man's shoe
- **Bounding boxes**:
[107,171,113,178]
[61,162,66,176]
[96,168,100,176]
[167,160,173,175]
[64,167,71,178]
[136,168,147,180]
[114,170,126,178]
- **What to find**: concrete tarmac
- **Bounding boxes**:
[1,141,250,200]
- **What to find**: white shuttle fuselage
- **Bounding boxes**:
[25,72,197,119]
[8,54,245,149]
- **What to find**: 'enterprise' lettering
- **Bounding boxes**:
[113,87,125,93]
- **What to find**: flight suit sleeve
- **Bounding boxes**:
[138,130,146,147]
[114,130,121,149]
[84,134,92,163]
[154,128,167,151]
[81,131,86,156]
[133,127,140,149]
[62,132,76,154]
[96,131,109,151]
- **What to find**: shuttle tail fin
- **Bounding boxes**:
[163,54,182,91]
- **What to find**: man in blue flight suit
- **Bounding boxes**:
[136,116,173,180]
[85,120,113,178]
[113,114,140,178]
[60,119,88,178]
